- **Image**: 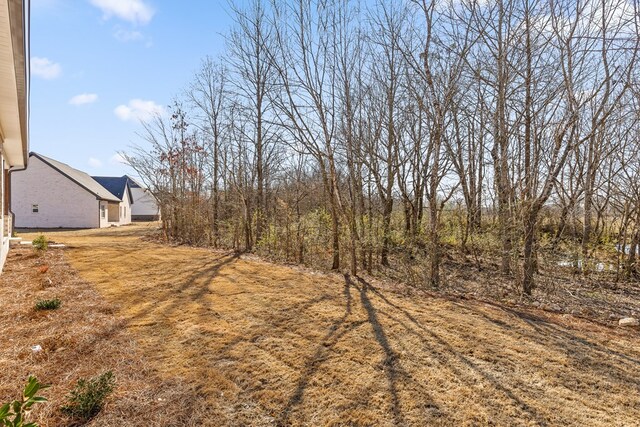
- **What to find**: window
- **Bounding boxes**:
[32,204,39,213]
[100,205,106,219]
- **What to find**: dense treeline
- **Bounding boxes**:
[124,0,640,294]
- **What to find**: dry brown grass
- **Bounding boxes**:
[8,224,640,426]
[0,242,203,426]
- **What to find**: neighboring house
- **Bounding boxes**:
[92,176,134,225]
[12,153,133,228]
[126,176,161,221]
[0,0,29,270]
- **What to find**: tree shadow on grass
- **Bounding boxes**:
[125,251,241,324]
[456,301,640,387]
[453,299,640,366]
[356,277,550,426]
[276,274,359,425]
[279,274,459,426]
[351,275,407,427]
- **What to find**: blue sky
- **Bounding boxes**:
[30,0,230,176]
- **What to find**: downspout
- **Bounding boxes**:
[8,165,27,237]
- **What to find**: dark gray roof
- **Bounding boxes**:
[92,176,130,200]
[31,152,121,202]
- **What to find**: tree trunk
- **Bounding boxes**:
[212,137,220,248]
[244,200,253,251]
[582,172,594,270]
[522,210,537,295]
[494,158,512,275]
[428,200,440,288]
[331,198,340,270]
[255,103,265,245]
[380,197,393,267]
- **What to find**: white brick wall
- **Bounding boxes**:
[12,156,100,228]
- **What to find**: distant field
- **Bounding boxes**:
[5,224,639,426]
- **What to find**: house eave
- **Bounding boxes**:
[0,0,29,167]
[98,197,121,203]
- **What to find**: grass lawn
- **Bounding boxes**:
[3,223,639,426]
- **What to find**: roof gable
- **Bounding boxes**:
[92,176,135,205]
[30,152,121,202]
[92,176,128,199]
[124,175,143,189]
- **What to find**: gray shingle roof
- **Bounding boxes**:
[31,152,121,202]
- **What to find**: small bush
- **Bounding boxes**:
[34,298,61,311]
[0,375,49,427]
[61,371,115,421]
[32,235,48,254]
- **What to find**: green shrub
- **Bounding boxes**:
[31,236,48,254]
[61,372,115,421]
[0,375,49,427]
[34,299,61,311]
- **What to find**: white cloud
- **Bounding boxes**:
[89,0,155,25]
[69,93,98,105]
[31,57,62,79]
[88,157,103,168]
[114,99,165,122]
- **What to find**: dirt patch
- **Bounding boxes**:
[13,224,639,426]
[0,244,203,426]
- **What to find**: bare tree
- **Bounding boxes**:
[228,0,277,245]
[186,57,229,247]
[269,0,346,270]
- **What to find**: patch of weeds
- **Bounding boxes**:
[32,235,48,255]
[0,375,49,427]
[61,371,115,421]
[34,298,61,311]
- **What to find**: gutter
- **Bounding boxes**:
[23,0,30,163]
[7,0,30,166]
